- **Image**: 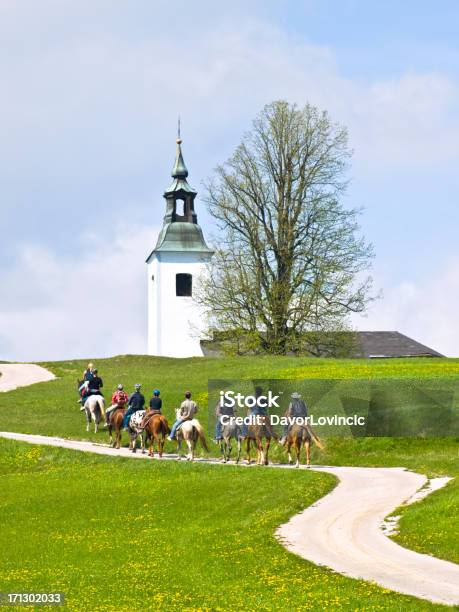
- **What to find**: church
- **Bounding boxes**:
[146,136,214,358]
[146,139,444,361]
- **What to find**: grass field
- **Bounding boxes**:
[0,355,458,610]
[0,438,453,612]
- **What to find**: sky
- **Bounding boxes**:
[0,0,458,360]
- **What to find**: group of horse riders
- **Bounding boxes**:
[81,365,309,444]
[215,389,308,446]
[78,363,198,439]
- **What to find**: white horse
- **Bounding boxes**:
[128,410,147,453]
[175,408,209,461]
[84,395,106,433]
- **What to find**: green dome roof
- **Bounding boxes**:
[153,222,213,253]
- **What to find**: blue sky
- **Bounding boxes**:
[0,0,458,359]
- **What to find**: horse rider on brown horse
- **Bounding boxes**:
[105,384,129,427]
[279,392,308,445]
[140,389,162,428]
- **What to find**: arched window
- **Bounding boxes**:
[176,273,192,297]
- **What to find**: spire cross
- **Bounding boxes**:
[177,116,182,144]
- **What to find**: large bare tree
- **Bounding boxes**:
[199,101,374,355]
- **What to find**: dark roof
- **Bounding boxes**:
[201,331,444,358]
[352,331,444,358]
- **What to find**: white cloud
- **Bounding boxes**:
[0,222,157,361]
[353,257,459,357]
[0,17,458,182]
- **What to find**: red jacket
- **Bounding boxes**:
[112,390,129,406]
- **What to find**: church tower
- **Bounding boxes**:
[146,134,214,357]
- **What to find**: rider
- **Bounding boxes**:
[83,363,95,382]
[105,384,129,427]
[77,362,94,406]
[87,369,103,398]
[168,391,197,441]
[140,389,162,429]
[279,391,308,445]
[149,389,162,414]
[122,384,145,430]
[240,385,266,437]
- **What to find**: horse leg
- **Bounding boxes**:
[256,437,263,465]
[287,441,293,464]
[228,440,232,462]
[246,438,251,464]
[236,438,241,464]
[186,439,193,461]
[176,439,182,460]
[85,409,90,432]
[149,433,154,457]
[220,441,225,462]
[295,441,300,468]
[265,438,270,466]
[305,439,310,467]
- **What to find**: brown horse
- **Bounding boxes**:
[143,413,170,458]
[246,415,276,465]
[284,424,324,467]
[107,408,126,449]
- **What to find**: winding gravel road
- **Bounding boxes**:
[0,364,458,606]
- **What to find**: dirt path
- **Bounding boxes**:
[277,465,458,607]
[0,364,55,392]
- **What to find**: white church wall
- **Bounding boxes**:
[147,250,211,357]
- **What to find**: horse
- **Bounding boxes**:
[175,408,209,461]
[219,419,242,463]
[284,424,324,467]
[127,410,147,453]
[143,413,170,458]
[107,407,126,449]
[246,414,276,465]
[84,394,105,433]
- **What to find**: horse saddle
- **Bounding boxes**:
[176,417,192,433]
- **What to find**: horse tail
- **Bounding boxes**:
[161,416,171,435]
[194,422,209,452]
[307,425,324,450]
[97,396,106,418]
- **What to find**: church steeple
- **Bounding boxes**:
[171,119,189,178]
[149,129,213,255]
[163,133,198,225]
[171,139,189,178]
